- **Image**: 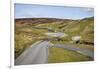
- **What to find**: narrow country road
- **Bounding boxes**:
[15,41,51,65]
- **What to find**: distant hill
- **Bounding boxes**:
[15,18,75,25]
[82,17,94,21]
[15,17,93,24]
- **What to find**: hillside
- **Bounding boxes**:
[15,17,94,62]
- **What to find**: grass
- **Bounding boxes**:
[15,32,38,58]
[15,24,48,59]
[48,17,94,46]
[48,47,93,63]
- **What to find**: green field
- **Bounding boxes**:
[48,47,92,63]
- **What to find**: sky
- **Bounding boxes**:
[15,3,94,19]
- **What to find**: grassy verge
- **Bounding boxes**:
[48,47,93,63]
[15,33,38,59]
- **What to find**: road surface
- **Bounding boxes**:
[15,41,51,65]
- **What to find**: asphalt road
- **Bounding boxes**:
[15,41,51,65]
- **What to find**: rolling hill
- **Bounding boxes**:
[15,17,94,62]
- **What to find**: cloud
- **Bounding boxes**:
[83,8,94,12]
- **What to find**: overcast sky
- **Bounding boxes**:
[15,3,94,19]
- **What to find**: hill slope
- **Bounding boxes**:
[15,17,94,61]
